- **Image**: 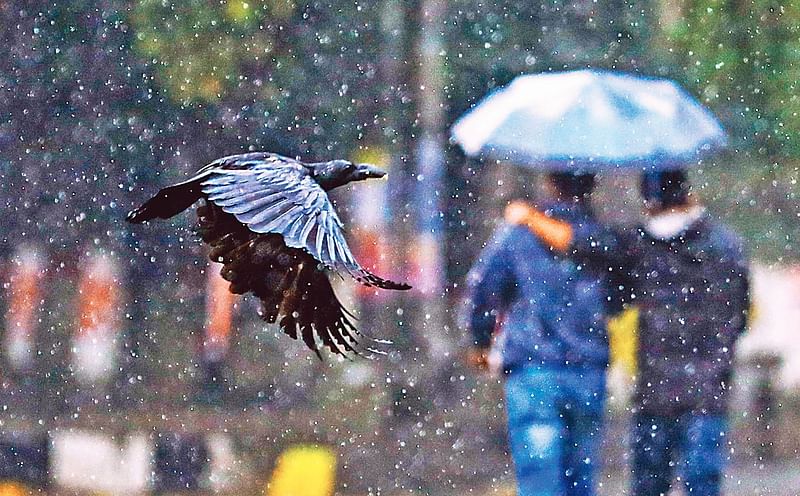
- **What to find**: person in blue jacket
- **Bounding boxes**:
[464,172,615,496]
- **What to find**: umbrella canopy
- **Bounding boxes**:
[451,69,727,171]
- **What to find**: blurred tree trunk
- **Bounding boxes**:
[378,0,413,407]
[413,0,450,372]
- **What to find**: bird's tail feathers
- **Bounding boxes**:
[351,267,412,291]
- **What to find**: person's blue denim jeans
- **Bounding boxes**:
[632,413,727,496]
[504,366,606,496]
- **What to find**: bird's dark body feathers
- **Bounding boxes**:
[127,152,410,357]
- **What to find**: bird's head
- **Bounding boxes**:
[311,159,387,191]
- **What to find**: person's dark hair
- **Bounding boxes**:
[548,172,596,202]
[640,170,689,209]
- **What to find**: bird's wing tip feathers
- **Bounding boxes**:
[379,279,413,291]
[126,209,143,223]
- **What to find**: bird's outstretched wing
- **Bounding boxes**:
[198,203,383,358]
[126,152,291,223]
[200,155,410,290]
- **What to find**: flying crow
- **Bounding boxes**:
[127,152,411,358]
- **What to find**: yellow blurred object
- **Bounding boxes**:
[224,0,296,24]
[225,0,255,23]
[747,300,757,328]
[266,445,336,496]
[607,307,639,376]
[198,76,223,101]
[0,481,29,496]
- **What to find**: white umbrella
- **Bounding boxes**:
[451,69,727,170]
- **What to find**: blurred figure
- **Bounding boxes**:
[0,432,49,490]
[465,172,617,496]
[153,432,209,493]
[4,247,43,374]
[73,253,121,388]
[509,170,750,496]
[198,262,237,404]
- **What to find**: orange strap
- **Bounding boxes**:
[504,201,574,252]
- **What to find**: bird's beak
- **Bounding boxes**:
[356,163,387,179]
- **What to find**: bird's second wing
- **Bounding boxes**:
[201,164,410,290]
[280,261,385,358]
[197,210,379,358]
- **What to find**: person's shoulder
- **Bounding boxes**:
[503,223,546,246]
[701,215,743,244]
[623,224,647,240]
[494,223,554,259]
[700,215,747,256]
[545,201,590,222]
[485,223,531,249]
[548,202,613,232]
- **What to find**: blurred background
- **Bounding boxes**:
[1,0,799,494]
